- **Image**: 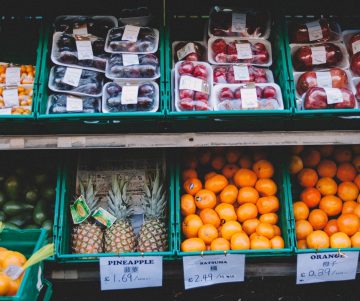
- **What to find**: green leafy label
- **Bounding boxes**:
[92,207,116,228]
[70,196,90,224]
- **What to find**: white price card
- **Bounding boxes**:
[315,71,332,87]
[183,254,245,290]
[121,85,139,105]
[311,46,327,65]
[179,75,209,94]
[62,67,82,87]
[324,87,343,104]
[76,40,94,60]
[306,20,323,41]
[3,89,19,107]
[122,25,140,42]
[236,43,253,60]
[5,67,21,85]
[122,54,140,66]
[234,65,250,81]
[232,13,247,33]
[99,256,163,290]
[241,87,259,109]
[352,40,360,55]
[296,251,359,284]
[177,43,196,61]
[66,96,83,112]
[73,24,88,35]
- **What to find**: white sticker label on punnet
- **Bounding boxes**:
[311,46,327,65]
[324,87,343,104]
[122,54,140,66]
[306,20,323,41]
[66,96,83,111]
[62,67,82,87]
[121,85,139,105]
[352,40,360,55]
[122,25,140,42]
[177,43,196,61]
[179,75,209,94]
[231,13,247,33]
[3,89,19,107]
[233,65,250,81]
[5,67,21,85]
[315,72,332,87]
[76,40,94,60]
[241,87,258,109]
[236,43,253,59]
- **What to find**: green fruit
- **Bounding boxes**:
[34,174,47,186]
[3,201,34,216]
[25,188,39,204]
[0,191,6,207]
[33,201,47,226]
[5,176,20,200]
[7,214,31,228]
[42,219,53,236]
[0,211,6,221]
[3,222,19,230]
[41,187,55,202]
[24,224,39,229]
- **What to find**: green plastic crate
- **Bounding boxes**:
[0,228,47,301]
[175,156,294,257]
[56,150,175,262]
[282,14,360,118]
[39,280,53,301]
[0,16,44,121]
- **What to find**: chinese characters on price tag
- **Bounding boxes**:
[296,252,359,285]
[99,256,163,290]
[183,254,245,289]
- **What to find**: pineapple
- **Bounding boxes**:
[71,176,104,254]
[104,176,137,253]
[137,167,168,252]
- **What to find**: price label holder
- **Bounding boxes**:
[296,251,359,285]
[75,35,94,60]
[183,254,245,290]
[99,256,163,290]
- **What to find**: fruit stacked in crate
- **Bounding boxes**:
[289,145,360,249]
[180,147,285,252]
[286,17,357,110]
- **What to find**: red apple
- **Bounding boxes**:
[234,88,241,99]
[212,39,227,54]
[351,52,360,76]
[178,61,194,75]
[304,87,328,109]
[219,87,234,101]
[179,98,195,110]
[262,86,277,99]
[214,53,227,63]
[194,92,208,101]
[333,88,356,109]
[179,89,194,99]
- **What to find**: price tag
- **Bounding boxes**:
[352,40,360,55]
[5,265,24,280]
[177,43,196,61]
[122,54,140,66]
[3,88,19,107]
[62,67,82,87]
[73,24,88,35]
[232,13,247,32]
[121,85,139,105]
[324,88,343,104]
[296,251,359,284]
[5,67,21,85]
[99,256,163,290]
[0,108,12,115]
[311,46,327,65]
[306,20,323,41]
[179,75,209,94]
[122,25,140,42]
[315,72,332,87]
[241,86,258,109]
[66,96,83,112]
[236,43,253,59]
[183,254,245,290]
[76,40,94,60]
[233,65,250,81]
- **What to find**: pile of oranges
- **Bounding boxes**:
[180,147,285,252]
[290,145,360,249]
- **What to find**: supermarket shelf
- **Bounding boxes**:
[0,131,360,150]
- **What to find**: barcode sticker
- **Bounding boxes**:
[241,87,258,109]
[66,96,83,111]
[122,54,140,66]
[315,72,332,87]
[76,40,94,60]
[231,13,247,33]
[352,40,360,55]
[311,46,327,65]
[179,75,209,94]
[234,65,250,81]
[324,88,343,104]
[236,43,253,59]
[122,25,140,42]
[121,85,139,105]
[3,89,19,107]
[306,20,323,41]
[177,43,196,61]
[6,67,21,85]
[62,67,82,87]
[73,24,88,35]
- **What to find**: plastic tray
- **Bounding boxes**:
[212,65,274,84]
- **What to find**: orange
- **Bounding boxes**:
[297,239,307,249]
[324,219,339,236]
[182,169,198,181]
[252,149,268,161]
[351,232,360,247]
[183,178,203,196]
[5,277,22,296]
[199,208,221,228]
[353,155,360,172]
[199,149,212,165]
[205,174,228,193]
[306,230,330,249]
[210,238,230,251]
[354,204,360,218]
[256,223,275,239]
[255,178,277,197]
[334,146,352,163]
[338,182,359,202]
[226,148,241,164]
[297,168,318,188]
[319,195,342,217]
[318,145,334,157]
[300,187,321,208]
[238,155,253,169]
[308,209,328,230]
[0,274,10,296]
[293,201,309,221]
[355,175,360,190]
[184,154,198,169]
[181,194,196,216]
[291,145,304,155]
[181,238,206,252]
[273,225,281,236]
[220,221,242,240]
[259,213,278,225]
[231,232,250,250]
[233,169,257,188]
[256,196,280,214]
[316,177,338,196]
[242,218,261,235]
[211,155,226,170]
[302,148,321,168]
[205,172,217,181]
[237,187,259,205]
[289,155,304,175]
[342,201,358,214]
[194,189,217,209]
[198,224,219,244]
[337,163,357,182]
[182,215,203,238]
[295,220,313,240]
[249,232,258,240]
[317,160,337,178]
[222,164,239,179]
[337,213,360,236]
[219,185,238,204]
[330,232,351,248]
[0,251,26,269]
[215,203,237,222]
[236,203,258,222]
[252,160,274,179]
[250,235,271,249]
[270,236,285,249]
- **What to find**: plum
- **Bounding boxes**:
[106,83,122,97]
[139,84,155,97]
